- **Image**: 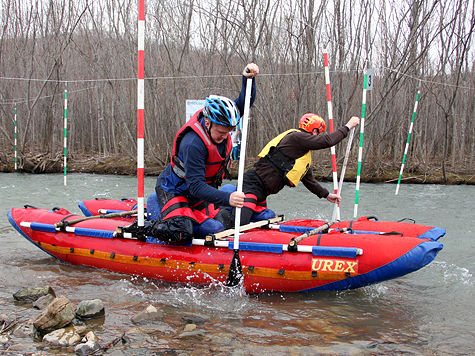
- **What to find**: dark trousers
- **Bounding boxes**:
[230,169,268,227]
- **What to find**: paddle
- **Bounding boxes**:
[226,74,253,287]
[54,210,137,229]
[287,221,334,251]
[331,126,356,222]
[209,215,284,240]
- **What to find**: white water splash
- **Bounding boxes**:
[120,274,255,315]
[434,261,473,286]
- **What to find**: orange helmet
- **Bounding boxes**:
[299,113,326,134]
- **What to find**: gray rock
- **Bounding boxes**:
[13,286,55,303]
[33,294,55,310]
[42,327,82,347]
[181,314,207,325]
[131,304,163,324]
[74,339,101,356]
[177,329,206,338]
[76,299,105,319]
[126,322,175,334]
[33,296,76,334]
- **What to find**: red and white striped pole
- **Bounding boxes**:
[63,88,68,186]
[323,48,340,220]
[14,106,17,171]
[137,0,145,226]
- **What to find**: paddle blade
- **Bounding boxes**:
[226,249,243,287]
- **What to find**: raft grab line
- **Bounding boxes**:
[20,221,363,258]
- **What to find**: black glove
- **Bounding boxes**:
[120,219,154,241]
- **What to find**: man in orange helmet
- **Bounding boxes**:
[220,114,360,228]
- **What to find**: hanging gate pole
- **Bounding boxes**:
[63,88,68,186]
[323,48,340,220]
[353,73,368,219]
[395,90,421,195]
[14,106,18,171]
[136,0,145,227]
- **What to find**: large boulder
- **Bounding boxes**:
[33,296,76,334]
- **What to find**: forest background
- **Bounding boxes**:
[0,0,473,184]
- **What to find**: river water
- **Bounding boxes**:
[0,173,473,355]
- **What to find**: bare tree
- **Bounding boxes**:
[0,0,473,179]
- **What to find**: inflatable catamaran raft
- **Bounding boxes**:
[8,198,444,294]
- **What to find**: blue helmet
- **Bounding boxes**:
[203,95,240,127]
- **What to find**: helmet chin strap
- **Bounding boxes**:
[207,121,220,145]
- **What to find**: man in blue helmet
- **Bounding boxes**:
[149,63,259,243]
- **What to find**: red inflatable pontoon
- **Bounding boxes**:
[8,205,444,293]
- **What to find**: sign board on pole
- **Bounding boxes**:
[186,100,206,122]
[365,68,374,91]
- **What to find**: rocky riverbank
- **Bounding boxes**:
[2,285,205,355]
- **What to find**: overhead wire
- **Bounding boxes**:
[0,66,473,106]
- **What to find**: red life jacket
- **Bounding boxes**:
[171,110,232,187]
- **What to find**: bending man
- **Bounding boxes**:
[151,63,259,243]
[226,113,360,227]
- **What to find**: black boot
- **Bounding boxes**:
[149,217,194,243]
[214,208,234,230]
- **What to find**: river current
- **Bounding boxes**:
[0,173,473,355]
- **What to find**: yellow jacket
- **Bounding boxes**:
[258,129,312,187]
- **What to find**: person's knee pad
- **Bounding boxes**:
[220,184,237,194]
[193,219,224,237]
[146,193,161,221]
[250,208,276,222]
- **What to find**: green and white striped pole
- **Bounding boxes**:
[63,88,68,186]
[14,106,17,171]
[395,90,421,195]
[354,72,368,219]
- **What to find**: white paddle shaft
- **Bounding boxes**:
[233,78,253,250]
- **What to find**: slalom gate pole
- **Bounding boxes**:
[14,106,17,171]
[353,72,368,219]
[136,0,145,227]
[395,90,421,195]
[323,48,340,220]
[63,88,68,186]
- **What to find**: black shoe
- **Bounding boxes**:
[149,217,194,243]
[214,208,234,230]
